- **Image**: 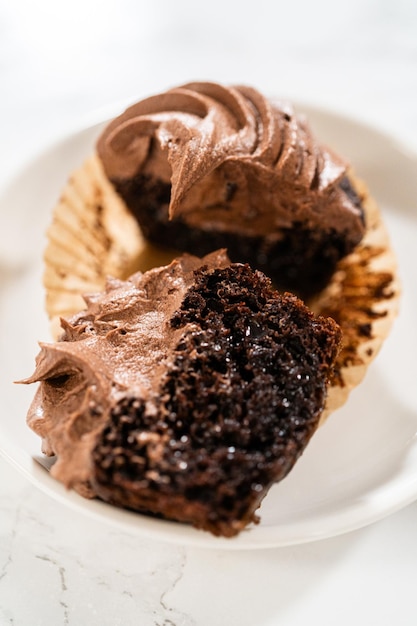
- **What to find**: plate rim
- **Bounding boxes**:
[1,101,416,550]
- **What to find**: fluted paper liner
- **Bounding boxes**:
[313,175,400,422]
[43,158,399,420]
[44,156,146,336]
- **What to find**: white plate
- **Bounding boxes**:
[0,104,416,550]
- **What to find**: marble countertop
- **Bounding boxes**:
[1,1,417,624]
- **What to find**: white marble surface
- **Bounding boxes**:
[1,0,417,624]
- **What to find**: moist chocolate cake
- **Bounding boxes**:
[27,82,399,538]
[23,251,341,537]
[97,82,366,298]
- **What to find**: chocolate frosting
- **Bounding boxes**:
[22,250,230,494]
[97,82,364,240]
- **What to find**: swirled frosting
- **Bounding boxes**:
[22,249,342,534]
[97,82,365,240]
[22,251,230,494]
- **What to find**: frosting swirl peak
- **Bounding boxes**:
[98,82,348,219]
[97,82,366,296]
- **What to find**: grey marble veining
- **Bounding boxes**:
[1,456,417,626]
[0,461,192,625]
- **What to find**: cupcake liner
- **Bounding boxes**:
[315,173,400,421]
[43,158,399,422]
[44,155,145,329]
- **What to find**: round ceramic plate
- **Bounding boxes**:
[0,104,416,550]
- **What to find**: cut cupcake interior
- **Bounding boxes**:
[24,252,341,536]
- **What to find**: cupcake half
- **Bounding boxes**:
[43,82,399,417]
[24,251,342,536]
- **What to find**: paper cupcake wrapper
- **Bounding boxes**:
[43,158,400,420]
[44,155,147,333]
[316,173,400,421]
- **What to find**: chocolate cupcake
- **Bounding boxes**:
[43,82,399,416]
[96,82,365,299]
[27,82,400,536]
[23,251,342,536]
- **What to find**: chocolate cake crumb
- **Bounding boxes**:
[92,263,341,536]
[113,175,364,299]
